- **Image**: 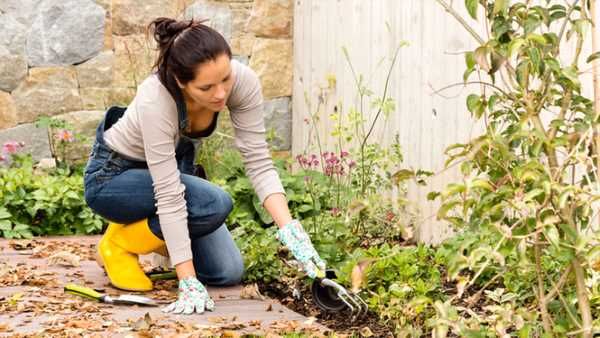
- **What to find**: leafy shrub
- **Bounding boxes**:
[337,244,442,335]
[0,154,104,238]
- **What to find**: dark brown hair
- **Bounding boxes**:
[148,17,232,97]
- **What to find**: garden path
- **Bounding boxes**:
[0,236,327,337]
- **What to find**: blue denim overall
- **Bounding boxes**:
[83,104,243,286]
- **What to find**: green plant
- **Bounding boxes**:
[231,219,284,283]
[337,244,443,335]
[432,0,600,336]
[0,154,104,238]
[35,116,88,171]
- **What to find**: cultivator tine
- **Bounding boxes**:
[319,279,369,320]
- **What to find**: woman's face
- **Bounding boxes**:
[178,53,234,112]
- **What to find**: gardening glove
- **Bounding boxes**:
[162,276,215,315]
[276,219,326,279]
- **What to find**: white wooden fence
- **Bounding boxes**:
[291,0,596,244]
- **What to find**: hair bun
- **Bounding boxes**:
[149,17,193,47]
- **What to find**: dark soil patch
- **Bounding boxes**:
[258,280,394,337]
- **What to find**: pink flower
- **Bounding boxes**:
[340,150,349,158]
[348,160,357,168]
[55,129,75,142]
[2,141,23,154]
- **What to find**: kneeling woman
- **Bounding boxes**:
[83,17,325,315]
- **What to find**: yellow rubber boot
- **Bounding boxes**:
[98,219,165,291]
[95,222,124,269]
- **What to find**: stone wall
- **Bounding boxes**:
[0,0,293,160]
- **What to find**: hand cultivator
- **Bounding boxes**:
[311,270,368,320]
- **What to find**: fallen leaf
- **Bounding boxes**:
[129,312,152,331]
[9,240,34,250]
[222,330,241,338]
[351,259,373,293]
[240,283,265,300]
[265,303,273,312]
[303,316,317,326]
[47,251,81,267]
[360,326,374,337]
[207,316,227,323]
[0,322,11,331]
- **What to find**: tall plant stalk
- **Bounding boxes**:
[434,1,598,336]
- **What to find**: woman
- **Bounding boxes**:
[83,17,325,315]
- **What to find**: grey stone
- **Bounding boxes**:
[0,13,27,55]
[0,46,27,92]
[76,51,114,88]
[54,110,104,162]
[183,1,232,42]
[26,0,106,66]
[263,97,291,150]
[112,0,179,36]
[12,67,83,123]
[54,110,104,136]
[0,0,44,27]
[0,122,52,160]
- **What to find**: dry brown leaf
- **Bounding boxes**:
[350,259,373,293]
[207,316,228,324]
[240,283,265,300]
[129,312,153,331]
[0,322,12,332]
[222,330,241,338]
[47,251,81,267]
[9,240,35,250]
[359,326,374,337]
[303,316,317,326]
[265,303,273,312]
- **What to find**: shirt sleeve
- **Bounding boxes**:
[137,81,192,266]
[228,62,286,204]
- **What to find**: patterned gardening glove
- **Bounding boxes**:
[162,276,215,315]
[276,219,326,279]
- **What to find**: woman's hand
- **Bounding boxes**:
[162,276,215,314]
[276,219,326,278]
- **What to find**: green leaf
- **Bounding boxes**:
[465,51,476,69]
[527,47,542,74]
[437,201,461,220]
[469,179,493,191]
[508,38,526,58]
[524,189,544,202]
[587,52,600,63]
[561,66,580,88]
[465,0,478,19]
[516,61,529,88]
[526,33,546,45]
[391,169,415,184]
[0,208,11,219]
[493,0,508,15]
[0,220,12,232]
[466,94,481,113]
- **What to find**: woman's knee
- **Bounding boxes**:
[216,254,244,285]
[206,252,244,286]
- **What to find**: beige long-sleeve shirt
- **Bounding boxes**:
[103,59,285,265]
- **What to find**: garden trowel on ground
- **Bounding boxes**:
[64,283,157,306]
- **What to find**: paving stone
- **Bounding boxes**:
[0,236,325,335]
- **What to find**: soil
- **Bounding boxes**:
[258,280,395,337]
